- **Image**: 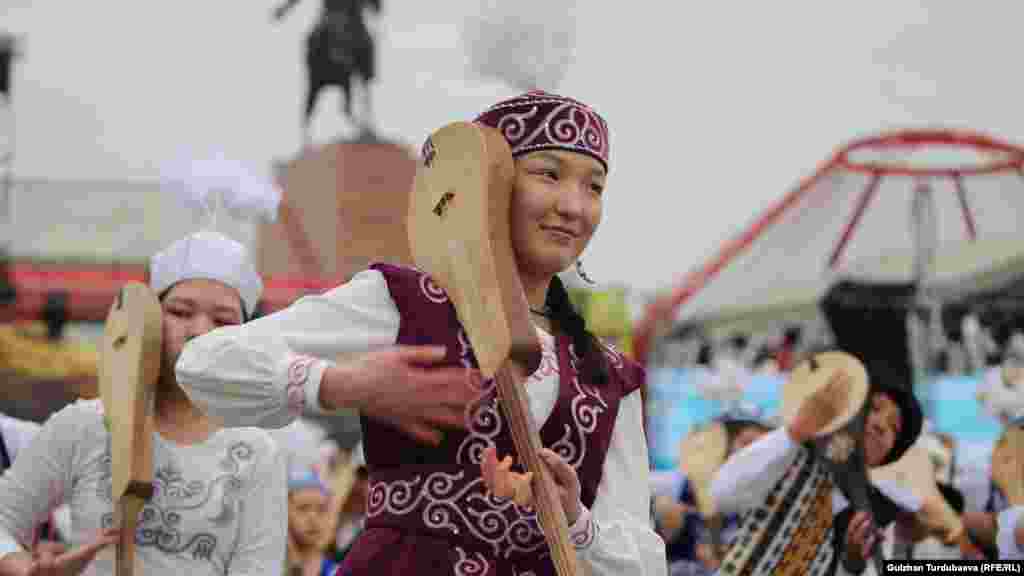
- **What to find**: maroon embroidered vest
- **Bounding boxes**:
[354,263,643,572]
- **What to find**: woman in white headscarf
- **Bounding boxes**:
[0,155,287,576]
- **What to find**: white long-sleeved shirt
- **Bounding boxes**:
[0,400,287,576]
[176,268,667,575]
[710,428,922,576]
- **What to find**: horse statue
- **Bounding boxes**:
[273,0,381,146]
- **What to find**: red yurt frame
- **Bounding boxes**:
[631,128,1024,365]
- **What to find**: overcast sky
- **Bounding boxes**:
[5,1,1024,296]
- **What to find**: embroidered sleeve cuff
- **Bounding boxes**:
[280,354,329,416]
[568,503,598,551]
[304,358,330,415]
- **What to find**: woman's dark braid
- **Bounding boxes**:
[545,276,609,385]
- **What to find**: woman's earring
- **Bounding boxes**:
[576,260,596,285]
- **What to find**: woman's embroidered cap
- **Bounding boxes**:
[474,90,610,172]
[150,231,263,317]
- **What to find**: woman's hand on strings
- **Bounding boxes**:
[540,448,583,525]
[892,510,929,545]
[324,345,483,446]
[843,511,880,572]
[482,446,535,508]
[480,446,583,526]
[0,529,119,576]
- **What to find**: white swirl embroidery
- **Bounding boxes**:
[368,320,548,557]
[454,547,490,576]
[551,344,608,469]
[528,337,559,383]
[549,104,591,147]
[457,327,502,467]
[458,392,501,466]
[570,512,598,550]
[456,328,557,467]
[549,426,579,468]
[368,470,547,559]
[495,105,540,142]
[457,329,476,369]
[374,272,609,560]
[367,475,424,516]
[286,356,316,416]
[601,342,625,370]
[419,273,449,304]
[485,96,608,160]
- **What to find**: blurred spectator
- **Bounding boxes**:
[286,471,338,576]
[961,427,1018,560]
[1006,331,1024,366]
[774,325,802,371]
[657,406,776,576]
[722,333,753,368]
[752,344,779,374]
[696,340,713,368]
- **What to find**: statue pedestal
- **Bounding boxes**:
[257,139,417,442]
[257,139,417,286]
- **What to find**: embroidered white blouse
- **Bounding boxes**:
[0,400,287,576]
[176,268,667,575]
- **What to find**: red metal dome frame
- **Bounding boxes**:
[630,128,1024,365]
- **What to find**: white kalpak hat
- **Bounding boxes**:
[150,150,281,317]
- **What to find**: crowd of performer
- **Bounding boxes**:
[0,88,1023,576]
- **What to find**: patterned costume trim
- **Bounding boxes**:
[454,546,490,576]
[363,268,612,561]
[569,505,598,551]
[285,356,317,416]
[550,344,607,470]
[365,327,605,559]
[356,263,633,573]
[473,90,610,171]
[98,438,257,572]
[718,448,835,576]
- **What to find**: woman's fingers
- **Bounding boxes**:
[846,511,870,547]
[481,446,498,492]
[512,472,535,507]
[539,449,575,489]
